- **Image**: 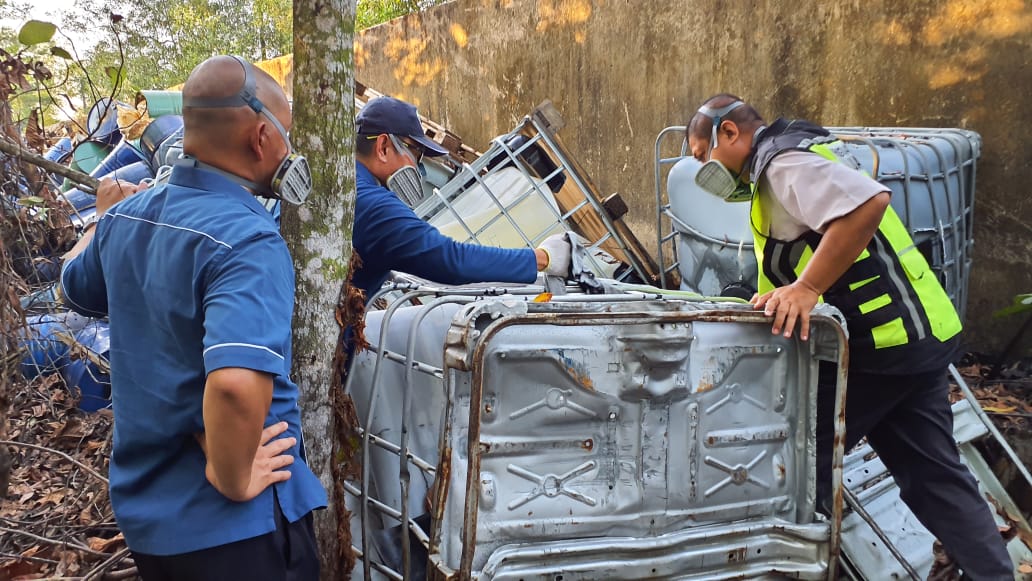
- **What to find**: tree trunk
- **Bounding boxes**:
[282,1,358,579]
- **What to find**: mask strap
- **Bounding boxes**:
[387,134,418,165]
[182,55,293,153]
[698,100,745,151]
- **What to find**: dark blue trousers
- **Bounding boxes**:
[817,364,1013,580]
[133,503,319,581]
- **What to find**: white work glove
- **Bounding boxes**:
[537,233,572,278]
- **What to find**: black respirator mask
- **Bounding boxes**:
[693,101,753,203]
[181,55,312,205]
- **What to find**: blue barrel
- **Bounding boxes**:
[44,137,73,163]
[60,320,112,412]
[827,128,979,318]
[140,115,184,170]
[61,161,155,214]
[86,98,124,145]
[19,314,72,379]
[71,140,110,176]
[44,137,74,189]
[20,284,60,313]
[90,138,148,178]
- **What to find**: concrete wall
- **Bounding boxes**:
[356,0,1032,354]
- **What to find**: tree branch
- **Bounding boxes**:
[0,137,99,193]
[1,440,108,484]
[0,526,108,557]
[83,546,131,581]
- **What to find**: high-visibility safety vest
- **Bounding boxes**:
[746,118,961,372]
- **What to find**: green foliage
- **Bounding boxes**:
[17,20,56,45]
[994,293,1032,318]
[59,0,294,92]
[357,0,450,30]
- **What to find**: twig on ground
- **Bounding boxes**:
[83,546,130,581]
[0,526,108,557]
[0,550,60,565]
[1,439,108,484]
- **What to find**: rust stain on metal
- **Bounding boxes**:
[696,379,717,393]
[581,438,594,451]
[484,403,493,415]
[564,363,594,390]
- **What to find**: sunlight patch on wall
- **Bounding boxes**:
[385,21,445,87]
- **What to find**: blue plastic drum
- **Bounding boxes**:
[90,138,148,179]
[60,320,112,412]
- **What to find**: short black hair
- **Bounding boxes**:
[687,93,764,143]
[356,133,378,157]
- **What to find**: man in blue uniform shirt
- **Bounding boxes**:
[60,55,326,580]
[351,96,571,302]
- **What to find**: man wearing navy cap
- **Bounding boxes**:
[350,96,571,303]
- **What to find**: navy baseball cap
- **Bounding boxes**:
[356,96,448,157]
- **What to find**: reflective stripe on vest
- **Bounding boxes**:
[750,141,962,351]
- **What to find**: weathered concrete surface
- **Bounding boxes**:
[356,0,1032,354]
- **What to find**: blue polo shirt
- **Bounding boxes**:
[60,162,326,556]
[352,161,538,300]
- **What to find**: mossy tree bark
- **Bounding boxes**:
[282,1,357,578]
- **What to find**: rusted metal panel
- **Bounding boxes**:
[345,287,848,579]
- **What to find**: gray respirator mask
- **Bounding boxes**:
[693,100,753,203]
[695,159,753,203]
[182,55,312,205]
[385,134,428,207]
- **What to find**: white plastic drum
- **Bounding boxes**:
[665,156,755,297]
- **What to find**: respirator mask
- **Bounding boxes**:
[693,100,753,203]
[385,134,428,207]
[181,55,312,205]
[694,160,753,203]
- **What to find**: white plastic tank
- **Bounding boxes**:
[666,157,756,297]
[427,166,564,247]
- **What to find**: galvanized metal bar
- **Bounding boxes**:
[949,364,1032,489]
[827,349,849,581]
[376,348,444,379]
[400,296,474,580]
[353,289,426,581]
[654,126,689,289]
[352,428,438,474]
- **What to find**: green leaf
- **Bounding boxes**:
[104,65,125,86]
[19,196,46,207]
[18,20,57,46]
[50,46,73,60]
[993,293,1032,318]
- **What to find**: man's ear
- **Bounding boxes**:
[376,134,391,163]
[249,122,268,162]
[720,120,741,144]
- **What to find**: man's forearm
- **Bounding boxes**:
[797,192,890,293]
[202,368,273,501]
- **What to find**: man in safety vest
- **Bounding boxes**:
[686,93,1012,580]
